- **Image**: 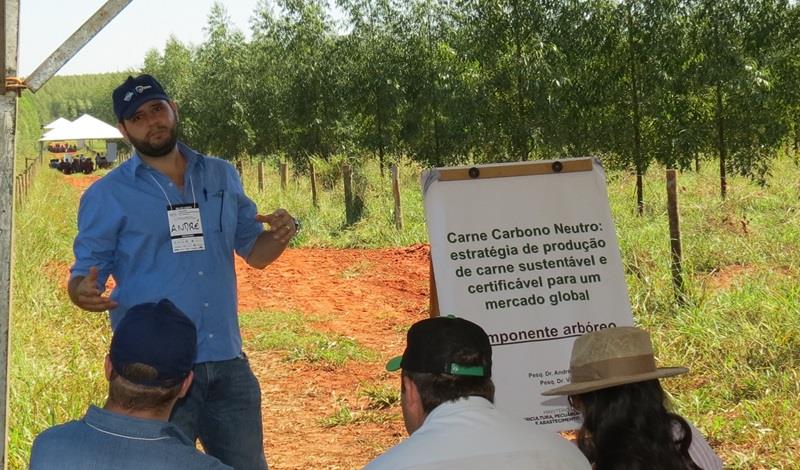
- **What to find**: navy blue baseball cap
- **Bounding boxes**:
[386,316,492,377]
[112,74,171,121]
[110,299,197,387]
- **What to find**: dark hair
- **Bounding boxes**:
[403,348,494,414]
[107,364,183,412]
[572,380,702,470]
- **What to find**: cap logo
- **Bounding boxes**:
[135,85,152,93]
[448,363,485,377]
[123,91,134,102]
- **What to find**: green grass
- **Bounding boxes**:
[239,311,377,367]
[318,399,397,428]
[240,156,428,248]
[358,382,401,410]
[606,157,800,469]
[8,153,800,468]
[9,168,110,470]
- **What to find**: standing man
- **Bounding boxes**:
[30,299,231,470]
[365,316,591,469]
[67,74,298,469]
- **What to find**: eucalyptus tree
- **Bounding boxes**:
[724,0,792,184]
[264,0,341,161]
[336,0,406,171]
[595,0,692,213]
[784,3,800,153]
[142,37,195,140]
[688,0,787,197]
[249,1,293,156]
[545,0,620,159]
[393,0,463,166]
[456,0,563,162]
[182,2,255,159]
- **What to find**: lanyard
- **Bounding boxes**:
[149,173,197,209]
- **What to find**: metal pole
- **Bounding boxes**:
[23,0,132,92]
[0,1,20,466]
[0,2,133,468]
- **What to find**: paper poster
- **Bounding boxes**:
[422,158,633,430]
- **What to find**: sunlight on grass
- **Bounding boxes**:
[9,154,800,468]
[359,382,400,410]
[239,310,377,367]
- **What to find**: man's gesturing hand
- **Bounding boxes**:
[256,208,298,245]
[68,266,118,312]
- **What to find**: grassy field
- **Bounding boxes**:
[8,153,800,468]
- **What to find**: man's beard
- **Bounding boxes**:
[128,124,178,158]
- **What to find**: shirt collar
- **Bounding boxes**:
[424,396,495,423]
[127,142,205,181]
[83,405,192,443]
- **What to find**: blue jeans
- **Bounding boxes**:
[170,355,268,470]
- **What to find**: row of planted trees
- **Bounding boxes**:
[140,0,800,208]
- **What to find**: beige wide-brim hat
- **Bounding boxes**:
[542,326,688,396]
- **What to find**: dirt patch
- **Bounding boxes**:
[703,264,754,292]
[62,174,101,193]
[237,246,430,468]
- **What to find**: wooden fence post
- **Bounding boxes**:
[666,169,684,302]
[257,161,264,191]
[391,164,403,230]
[343,164,355,225]
[310,163,318,208]
[280,161,288,191]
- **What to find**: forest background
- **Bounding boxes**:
[11,0,800,468]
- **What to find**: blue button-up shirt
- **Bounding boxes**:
[70,143,264,362]
[29,405,232,470]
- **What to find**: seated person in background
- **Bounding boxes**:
[80,156,94,174]
[365,315,591,470]
[96,152,109,169]
[29,299,231,470]
[543,326,723,470]
[58,158,73,175]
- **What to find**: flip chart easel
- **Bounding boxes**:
[423,157,633,431]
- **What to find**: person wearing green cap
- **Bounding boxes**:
[365,316,590,469]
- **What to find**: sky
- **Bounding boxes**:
[19,0,262,76]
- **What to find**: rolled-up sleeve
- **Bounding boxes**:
[230,169,264,258]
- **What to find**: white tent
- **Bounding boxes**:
[39,114,123,141]
[43,117,71,131]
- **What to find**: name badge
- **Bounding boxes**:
[167,203,206,253]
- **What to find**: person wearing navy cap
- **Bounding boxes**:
[29,300,231,470]
[365,316,591,469]
[66,74,297,469]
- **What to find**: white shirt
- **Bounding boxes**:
[364,396,591,470]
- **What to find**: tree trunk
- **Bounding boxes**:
[716,83,727,200]
[513,0,529,161]
[627,3,644,215]
[377,108,386,178]
[794,115,799,154]
[426,10,442,167]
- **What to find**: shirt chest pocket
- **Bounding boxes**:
[203,189,238,240]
